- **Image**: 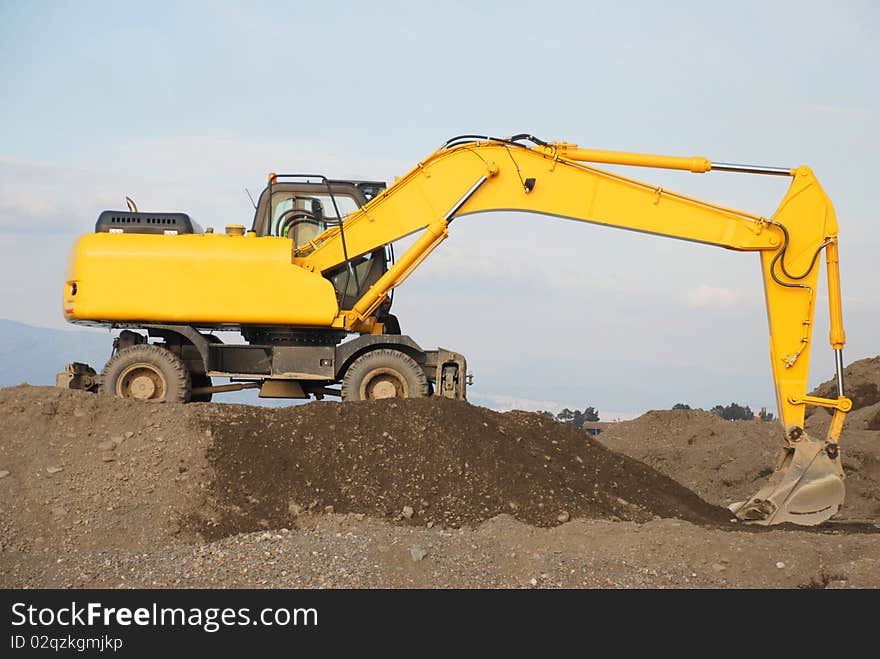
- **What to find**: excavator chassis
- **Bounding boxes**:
[59,324,469,402]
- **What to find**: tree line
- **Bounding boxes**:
[536,402,774,427]
[673,402,774,422]
[538,407,600,427]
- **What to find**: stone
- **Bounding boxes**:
[0,470,9,479]
[410,546,428,562]
[402,506,414,519]
[46,466,64,475]
[557,511,570,523]
[97,440,116,452]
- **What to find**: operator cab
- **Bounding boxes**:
[250,178,392,310]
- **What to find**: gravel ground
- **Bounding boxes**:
[4,514,878,589]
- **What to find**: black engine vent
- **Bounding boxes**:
[95,211,196,235]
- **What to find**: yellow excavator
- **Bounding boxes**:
[59,134,852,526]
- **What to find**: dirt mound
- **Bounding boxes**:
[0,386,734,556]
[3,386,879,590]
[599,408,880,521]
[810,355,880,411]
[191,398,731,540]
[0,385,213,555]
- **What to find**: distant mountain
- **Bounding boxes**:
[0,319,113,387]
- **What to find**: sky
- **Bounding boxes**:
[1,0,877,418]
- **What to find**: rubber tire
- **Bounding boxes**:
[341,348,429,402]
[99,344,191,403]
[190,373,213,403]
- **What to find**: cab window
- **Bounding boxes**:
[269,193,359,248]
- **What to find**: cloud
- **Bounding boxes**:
[798,103,872,118]
[102,135,410,186]
[685,284,745,309]
[0,137,410,235]
[0,158,209,234]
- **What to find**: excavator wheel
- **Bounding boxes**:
[99,344,191,403]
[341,348,429,402]
[190,373,213,403]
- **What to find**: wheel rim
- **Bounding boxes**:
[116,364,167,401]
[359,367,409,399]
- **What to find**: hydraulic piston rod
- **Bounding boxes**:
[542,144,793,177]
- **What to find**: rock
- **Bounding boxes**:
[711,563,727,572]
[110,435,124,445]
[529,577,538,586]
[101,453,115,462]
[426,521,434,529]
[557,511,570,523]
[97,440,116,452]
[323,505,335,514]
[410,545,428,562]
[124,431,134,439]
[0,470,9,479]
[775,561,785,569]
[46,466,64,475]
[402,505,414,519]
[288,502,303,516]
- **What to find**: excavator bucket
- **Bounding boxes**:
[729,430,845,526]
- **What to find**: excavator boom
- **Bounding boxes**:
[295,135,851,525]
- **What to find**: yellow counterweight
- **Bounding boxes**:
[63,232,339,327]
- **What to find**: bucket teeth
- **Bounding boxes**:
[729,432,845,526]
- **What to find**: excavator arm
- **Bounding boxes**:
[294,135,851,525]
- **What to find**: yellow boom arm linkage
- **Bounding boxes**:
[294,136,851,524]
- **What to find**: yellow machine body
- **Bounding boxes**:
[64,232,339,326]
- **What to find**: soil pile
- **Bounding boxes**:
[192,398,730,541]
[810,355,880,411]
[2,384,878,590]
[0,386,213,555]
[598,405,880,521]
[0,386,731,557]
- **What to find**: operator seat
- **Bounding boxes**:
[283,197,326,249]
